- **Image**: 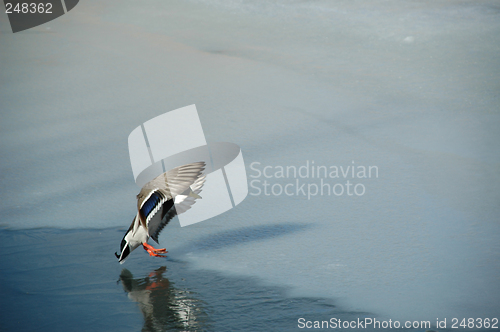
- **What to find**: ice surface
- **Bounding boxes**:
[1,0,499,325]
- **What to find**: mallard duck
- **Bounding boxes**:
[115,162,206,263]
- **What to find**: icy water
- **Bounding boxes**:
[0,227,493,332]
[0,227,364,332]
[1,0,499,330]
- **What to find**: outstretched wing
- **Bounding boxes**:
[149,174,206,244]
[136,162,206,237]
[146,198,175,244]
[139,161,206,202]
[149,204,177,244]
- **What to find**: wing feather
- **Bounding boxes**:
[135,162,206,242]
[147,199,174,244]
[150,206,177,244]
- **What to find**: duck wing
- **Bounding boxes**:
[148,204,177,244]
[136,162,206,238]
[149,174,206,244]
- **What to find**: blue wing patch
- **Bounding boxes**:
[140,192,161,220]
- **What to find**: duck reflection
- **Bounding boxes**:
[119,266,209,331]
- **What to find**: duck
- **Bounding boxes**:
[115,161,206,263]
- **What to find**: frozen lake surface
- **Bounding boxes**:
[0,227,352,332]
[0,0,499,329]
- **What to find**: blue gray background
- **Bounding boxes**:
[0,0,499,330]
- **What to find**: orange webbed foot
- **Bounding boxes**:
[143,243,168,257]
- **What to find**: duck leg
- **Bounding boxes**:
[142,242,168,257]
